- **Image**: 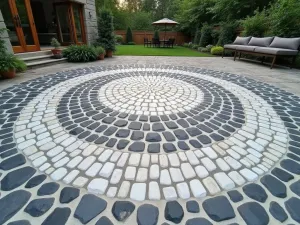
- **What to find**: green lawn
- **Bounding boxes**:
[115,45,212,57]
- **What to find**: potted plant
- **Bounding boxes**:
[51,38,62,59]
[97,9,116,57]
[95,46,105,60]
[0,53,27,79]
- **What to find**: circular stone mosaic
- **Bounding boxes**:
[1,65,300,225]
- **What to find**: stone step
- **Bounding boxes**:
[26,58,67,69]
[15,50,53,60]
[21,55,54,63]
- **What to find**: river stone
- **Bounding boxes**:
[1,166,36,191]
[25,175,47,188]
[0,190,31,224]
[59,187,80,203]
[186,200,200,213]
[269,201,288,222]
[290,180,300,197]
[0,154,26,170]
[95,216,113,225]
[202,196,235,222]
[285,197,300,223]
[37,182,60,196]
[74,194,107,224]
[242,183,268,203]
[271,167,294,182]
[238,202,269,225]
[227,190,243,203]
[41,207,71,225]
[137,204,159,225]
[260,175,287,198]
[186,218,212,225]
[280,159,300,174]
[112,201,135,221]
[24,198,55,217]
[164,201,184,224]
[7,220,31,225]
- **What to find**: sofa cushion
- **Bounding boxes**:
[236,45,257,51]
[248,37,274,47]
[270,37,300,50]
[233,36,252,45]
[254,47,298,56]
[224,44,240,50]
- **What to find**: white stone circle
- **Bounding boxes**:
[13,68,289,201]
[98,76,203,115]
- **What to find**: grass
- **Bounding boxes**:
[115,45,213,57]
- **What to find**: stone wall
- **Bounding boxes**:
[0,10,13,53]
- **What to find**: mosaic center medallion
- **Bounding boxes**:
[1,65,300,225]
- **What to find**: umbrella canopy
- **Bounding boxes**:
[152,18,179,26]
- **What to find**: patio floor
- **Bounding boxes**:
[0,56,300,225]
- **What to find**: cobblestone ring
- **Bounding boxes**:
[0,65,300,225]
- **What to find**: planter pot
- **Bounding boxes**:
[51,49,63,59]
[106,50,113,58]
[0,68,16,79]
[98,54,105,60]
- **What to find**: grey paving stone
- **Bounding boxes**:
[112,201,135,221]
[238,202,269,225]
[165,201,184,224]
[186,218,212,225]
[0,154,25,170]
[41,207,71,225]
[25,175,47,189]
[7,220,31,225]
[37,182,60,196]
[59,187,80,203]
[243,183,268,203]
[271,167,294,182]
[24,198,55,217]
[227,190,243,203]
[260,175,287,198]
[74,194,107,224]
[285,197,300,223]
[269,201,288,222]
[137,204,159,225]
[186,201,200,213]
[95,216,113,225]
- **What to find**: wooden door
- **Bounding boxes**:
[0,0,40,53]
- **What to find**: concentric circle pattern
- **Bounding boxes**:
[1,65,300,225]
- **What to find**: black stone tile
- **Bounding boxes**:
[163,131,176,141]
[152,123,165,131]
[178,141,190,150]
[7,220,31,225]
[160,115,169,121]
[112,201,135,221]
[177,119,189,128]
[129,142,145,152]
[146,133,162,142]
[137,204,159,225]
[85,134,99,142]
[163,143,177,153]
[165,201,184,224]
[105,138,117,147]
[269,201,288,222]
[38,182,60,196]
[285,197,300,223]
[186,218,212,225]
[197,124,213,133]
[174,129,189,140]
[24,198,54,217]
[148,144,160,153]
[238,202,269,225]
[0,190,31,224]
[210,133,224,141]
[271,167,294,182]
[165,121,178,129]
[25,175,47,189]
[227,190,243,203]
[202,196,235,222]
[150,116,160,122]
[189,139,202,148]
[0,148,17,159]
[114,120,128,127]
[290,180,300,197]
[243,183,268,203]
[186,127,201,137]
[186,201,199,213]
[102,116,116,124]
[131,131,144,140]
[197,135,211,145]
[95,125,108,133]
[0,154,26,170]
[139,115,148,122]
[74,194,107,224]
[95,136,109,144]
[118,113,128,118]
[280,159,300,174]
[117,140,130,150]
[60,187,80,203]
[115,129,130,138]
[92,113,106,120]
[143,123,150,131]
[78,131,91,139]
[129,122,142,130]
[41,207,71,225]
[95,216,113,225]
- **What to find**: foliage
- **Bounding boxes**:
[268,0,300,37]
[131,11,153,30]
[115,35,123,44]
[94,46,105,55]
[154,31,160,40]
[206,44,214,52]
[126,27,133,43]
[241,9,269,37]
[191,44,199,49]
[211,46,224,55]
[97,9,116,51]
[217,22,238,46]
[62,45,97,62]
[0,28,8,54]
[126,42,136,45]
[183,43,189,47]
[198,47,209,52]
[50,38,61,49]
[0,54,27,72]
[199,24,212,47]
[211,29,220,45]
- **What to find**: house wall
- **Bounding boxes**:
[0,10,13,53]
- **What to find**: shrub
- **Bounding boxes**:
[51,38,61,49]
[217,22,238,46]
[268,0,300,37]
[211,29,220,45]
[126,27,133,43]
[199,24,212,47]
[193,28,201,45]
[97,9,116,51]
[94,46,105,55]
[154,30,160,40]
[0,53,27,72]
[211,46,224,55]
[198,47,209,52]
[206,45,214,52]
[241,9,269,37]
[183,43,189,48]
[191,44,199,49]
[126,42,135,45]
[0,28,8,54]
[115,35,123,44]
[63,45,97,62]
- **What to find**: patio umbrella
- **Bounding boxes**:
[152,18,178,41]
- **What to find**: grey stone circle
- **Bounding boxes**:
[0,64,300,225]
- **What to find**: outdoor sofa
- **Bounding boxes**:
[223,36,300,69]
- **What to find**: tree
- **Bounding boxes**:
[126,27,133,43]
[131,12,153,30]
[97,9,116,51]
[123,0,142,12]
